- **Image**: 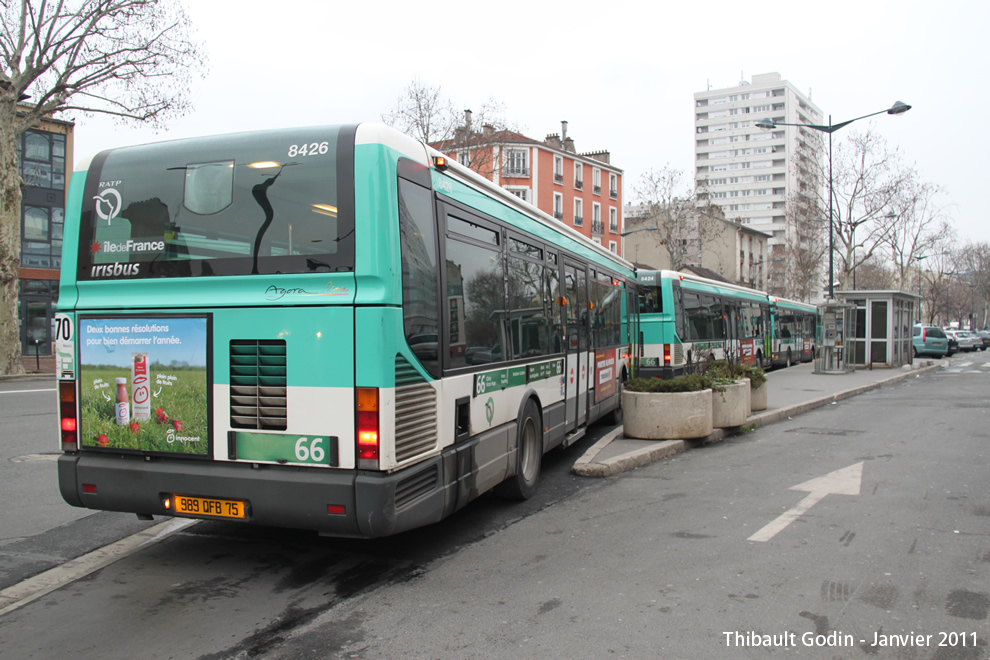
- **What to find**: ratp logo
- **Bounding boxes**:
[93,187,122,225]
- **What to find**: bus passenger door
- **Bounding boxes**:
[564,263,588,429]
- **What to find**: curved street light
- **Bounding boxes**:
[756,101,912,299]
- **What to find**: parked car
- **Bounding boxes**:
[978,330,990,348]
[945,329,977,352]
[969,331,986,351]
[913,324,948,358]
[946,333,959,357]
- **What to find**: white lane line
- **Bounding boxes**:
[0,517,198,617]
[0,388,56,395]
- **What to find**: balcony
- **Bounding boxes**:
[609,188,618,199]
[574,179,583,190]
[593,185,601,195]
[503,167,530,178]
[553,211,564,221]
[592,221,604,235]
[573,215,583,226]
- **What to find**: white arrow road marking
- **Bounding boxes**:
[748,462,863,543]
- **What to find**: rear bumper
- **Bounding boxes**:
[58,452,447,538]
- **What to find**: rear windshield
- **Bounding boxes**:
[927,327,946,338]
[77,126,354,280]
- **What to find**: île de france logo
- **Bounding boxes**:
[93,183,122,225]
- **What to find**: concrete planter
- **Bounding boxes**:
[712,379,751,428]
[750,380,767,412]
[622,389,713,440]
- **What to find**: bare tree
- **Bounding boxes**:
[777,190,826,300]
[918,239,957,325]
[830,129,916,289]
[801,127,916,292]
[381,79,459,145]
[632,166,723,270]
[0,0,206,375]
[382,80,515,180]
[883,180,953,290]
[958,241,990,328]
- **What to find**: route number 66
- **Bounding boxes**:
[294,437,326,462]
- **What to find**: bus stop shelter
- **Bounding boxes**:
[836,290,919,369]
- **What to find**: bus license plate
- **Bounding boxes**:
[172,494,246,519]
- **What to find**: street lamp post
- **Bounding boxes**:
[756,101,911,299]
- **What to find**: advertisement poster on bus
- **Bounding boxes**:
[595,348,618,403]
[77,316,210,456]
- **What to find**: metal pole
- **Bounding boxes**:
[828,117,834,299]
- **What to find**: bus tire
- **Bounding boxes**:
[605,376,624,425]
[496,400,542,500]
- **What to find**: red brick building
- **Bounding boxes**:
[433,117,624,256]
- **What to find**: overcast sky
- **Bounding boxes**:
[69,0,990,244]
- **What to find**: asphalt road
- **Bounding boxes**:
[1,359,988,659]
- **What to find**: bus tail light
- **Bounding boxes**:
[59,381,78,451]
[356,387,379,469]
[663,344,671,367]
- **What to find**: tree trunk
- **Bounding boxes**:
[0,112,25,376]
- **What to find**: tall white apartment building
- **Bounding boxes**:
[694,72,823,250]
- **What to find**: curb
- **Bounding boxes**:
[572,361,944,478]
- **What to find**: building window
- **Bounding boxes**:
[574,162,583,189]
[21,130,65,190]
[592,203,602,234]
[505,187,530,203]
[609,241,617,254]
[609,173,617,199]
[593,168,601,195]
[504,149,529,177]
[574,198,583,226]
[553,193,563,221]
[609,207,617,233]
[553,156,563,184]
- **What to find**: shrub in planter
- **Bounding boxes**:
[703,360,758,424]
[704,360,767,412]
[623,374,714,440]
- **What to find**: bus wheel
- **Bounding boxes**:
[496,400,542,500]
[605,377,624,425]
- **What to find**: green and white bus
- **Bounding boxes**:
[635,270,772,378]
[769,296,817,367]
[54,123,636,538]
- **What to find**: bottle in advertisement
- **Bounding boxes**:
[115,377,130,425]
[131,352,151,420]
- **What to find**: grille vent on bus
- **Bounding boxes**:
[395,354,427,386]
[673,343,684,365]
[394,381,437,463]
[229,340,287,430]
[395,464,438,509]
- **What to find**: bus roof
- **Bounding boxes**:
[772,296,817,313]
[425,142,635,275]
[641,269,770,302]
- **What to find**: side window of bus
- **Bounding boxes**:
[507,238,549,359]
[398,178,440,377]
[682,292,702,341]
[547,252,562,353]
[445,213,505,369]
[672,282,686,340]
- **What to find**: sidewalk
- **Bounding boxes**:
[573,358,946,477]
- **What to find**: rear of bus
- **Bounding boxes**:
[55,124,447,537]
